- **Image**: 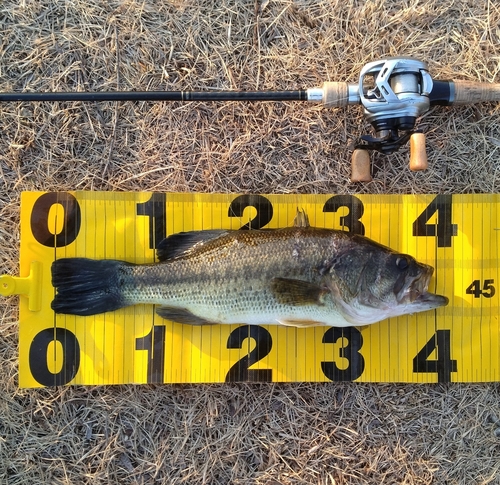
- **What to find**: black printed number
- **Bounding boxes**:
[225,326,272,382]
[30,192,81,247]
[321,327,365,381]
[323,195,365,235]
[136,193,167,249]
[135,325,166,383]
[228,195,273,230]
[466,279,495,298]
[29,328,80,386]
[412,195,457,247]
[413,330,457,383]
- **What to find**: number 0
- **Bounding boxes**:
[29,328,80,386]
[30,192,81,247]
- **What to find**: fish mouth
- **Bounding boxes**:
[396,264,448,309]
[413,291,449,308]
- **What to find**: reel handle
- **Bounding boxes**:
[409,133,428,171]
[350,149,372,182]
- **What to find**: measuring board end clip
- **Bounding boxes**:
[0,261,42,311]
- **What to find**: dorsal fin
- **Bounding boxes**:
[293,209,310,228]
[156,230,228,261]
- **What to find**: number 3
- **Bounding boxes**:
[321,327,365,381]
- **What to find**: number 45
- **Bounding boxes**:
[466,279,496,298]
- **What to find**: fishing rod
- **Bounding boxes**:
[2,57,500,181]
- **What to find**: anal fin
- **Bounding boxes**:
[277,319,327,328]
[155,306,217,325]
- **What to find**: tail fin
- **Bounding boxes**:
[51,258,132,316]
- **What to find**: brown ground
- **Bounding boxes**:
[1,1,500,483]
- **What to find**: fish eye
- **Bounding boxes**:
[396,256,409,270]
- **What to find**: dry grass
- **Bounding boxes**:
[1,0,500,483]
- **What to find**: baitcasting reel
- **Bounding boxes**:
[2,56,500,182]
[354,58,433,178]
[307,57,500,181]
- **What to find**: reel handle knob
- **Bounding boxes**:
[351,149,372,182]
[409,132,428,171]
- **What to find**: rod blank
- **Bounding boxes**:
[0,90,308,103]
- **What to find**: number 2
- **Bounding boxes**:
[225,326,272,382]
[228,195,273,230]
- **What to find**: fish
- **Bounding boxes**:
[51,211,448,327]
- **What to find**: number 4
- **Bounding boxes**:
[412,194,458,247]
[413,330,457,382]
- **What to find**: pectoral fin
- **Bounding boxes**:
[155,306,217,325]
[270,278,326,306]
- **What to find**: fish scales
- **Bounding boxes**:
[51,221,448,327]
[120,228,345,325]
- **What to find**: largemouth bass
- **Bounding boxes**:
[51,212,448,327]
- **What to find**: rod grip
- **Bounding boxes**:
[322,82,349,108]
[351,149,372,182]
[409,133,428,171]
[451,80,500,105]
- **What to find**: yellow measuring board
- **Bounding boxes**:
[10,191,500,387]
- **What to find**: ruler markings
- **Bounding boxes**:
[16,192,500,386]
